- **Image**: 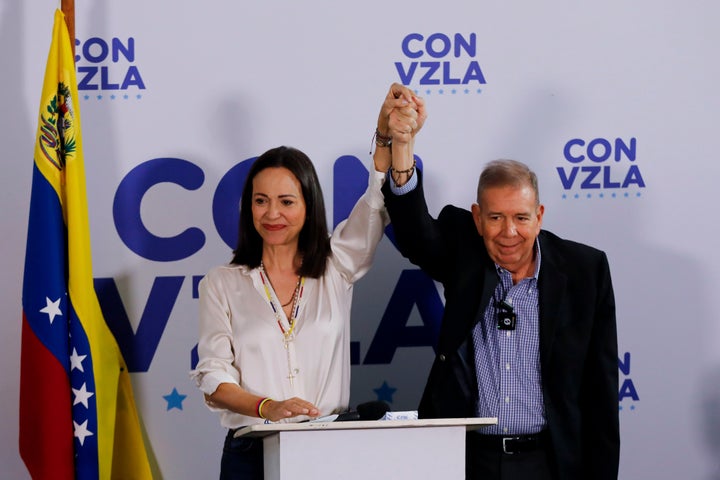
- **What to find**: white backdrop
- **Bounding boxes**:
[3,0,720,478]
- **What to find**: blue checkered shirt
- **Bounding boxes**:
[473,241,546,435]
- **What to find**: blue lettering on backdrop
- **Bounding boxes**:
[113,157,206,261]
[77,37,136,63]
[75,37,146,92]
[401,33,477,58]
[618,352,640,405]
[332,156,444,364]
[557,137,646,193]
[333,155,374,226]
[618,351,631,375]
[95,276,184,372]
[77,65,145,91]
[212,158,256,249]
[107,154,445,372]
[189,276,204,369]
[396,32,486,87]
[102,151,642,404]
[364,269,443,364]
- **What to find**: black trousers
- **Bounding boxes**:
[219,429,264,480]
[465,432,554,480]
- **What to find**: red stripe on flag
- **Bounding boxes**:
[19,314,75,480]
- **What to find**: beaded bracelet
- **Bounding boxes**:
[370,128,393,154]
[256,397,272,419]
[374,128,393,147]
[390,158,416,185]
[391,158,416,175]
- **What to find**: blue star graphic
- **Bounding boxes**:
[373,381,397,404]
[163,388,187,411]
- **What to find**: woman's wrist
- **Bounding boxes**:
[374,128,392,148]
[373,144,391,172]
[256,397,273,419]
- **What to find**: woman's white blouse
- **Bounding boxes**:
[189,170,388,429]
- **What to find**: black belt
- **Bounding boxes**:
[470,430,547,455]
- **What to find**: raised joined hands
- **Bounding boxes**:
[377,83,427,144]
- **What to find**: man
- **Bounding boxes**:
[376,83,619,479]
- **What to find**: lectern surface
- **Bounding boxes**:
[234,416,496,438]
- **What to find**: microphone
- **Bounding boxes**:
[496,298,516,330]
[312,401,390,422]
[356,400,391,420]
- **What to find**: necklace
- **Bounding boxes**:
[258,262,305,385]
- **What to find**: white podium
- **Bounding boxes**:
[234,417,496,480]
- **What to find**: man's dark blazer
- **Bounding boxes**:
[382,173,619,480]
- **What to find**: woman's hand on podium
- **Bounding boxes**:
[261,397,320,422]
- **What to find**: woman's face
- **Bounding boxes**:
[251,167,307,249]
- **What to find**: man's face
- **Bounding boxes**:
[471,184,544,277]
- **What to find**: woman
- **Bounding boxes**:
[189,86,421,479]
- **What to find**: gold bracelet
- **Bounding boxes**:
[257,397,272,419]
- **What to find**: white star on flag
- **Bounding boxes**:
[72,383,94,408]
[73,419,94,446]
[69,348,87,372]
[39,296,62,324]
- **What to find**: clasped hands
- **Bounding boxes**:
[377,82,427,148]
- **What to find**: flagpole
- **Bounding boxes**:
[61,0,75,58]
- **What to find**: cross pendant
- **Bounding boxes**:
[283,336,295,386]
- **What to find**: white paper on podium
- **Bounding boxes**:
[381,410,418,420]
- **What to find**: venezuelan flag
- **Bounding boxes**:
[19,10,152,479]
